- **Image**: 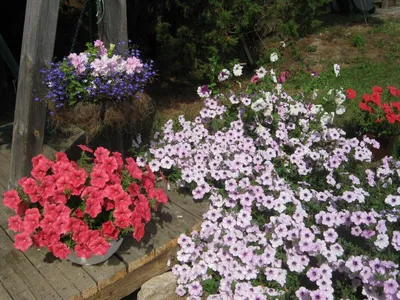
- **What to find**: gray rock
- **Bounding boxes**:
[137,272,182,300]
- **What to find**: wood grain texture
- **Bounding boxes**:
[82,256,127,291]
[0,153,10,190]
[0,185,13,229]
[9,0,60,188]
[97,0,128,48]
[0,281,13,300]
[0,228,61,300]
[97,0,129,156]
[86,237,179,300]
[55,261,99,300]
[22,247,84,300]
[164,187,209,219]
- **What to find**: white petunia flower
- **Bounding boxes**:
[270,52,279,62]
[334,64,340,77]
[280,41,286,48]
[218,69,230,82]
[256,67,267,79]
[232,64,243,77]
[321,112,335,128]
[336,105,346,115]
[251,98,267,112]
[197,85,212,98]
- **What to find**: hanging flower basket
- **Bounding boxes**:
[40,40,155,141]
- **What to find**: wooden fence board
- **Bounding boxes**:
[0,228,61,300]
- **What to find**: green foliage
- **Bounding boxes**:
[153,0,330,81]
[352,34,366,48]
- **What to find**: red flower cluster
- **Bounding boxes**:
[355,86,400,123]
[3,146,167,260]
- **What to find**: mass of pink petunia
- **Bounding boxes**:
[3,146,167,260]
[139,65,400,299]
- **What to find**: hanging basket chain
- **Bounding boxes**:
[96,0,105,25]
[89,0,93,42]
[70,0,89,53]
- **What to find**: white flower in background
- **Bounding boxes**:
[233,64,243,77]
[263,103,273,117]
[334,64,340,77]
[197,85,212,98]
[310,104,323,115]
[312,89,318,100]
[251,98,268,112]
[263,91,273,103]
[255,122,266,135]
[269,69,278,83]
[321,112,335,128]
[336,105,346,115]
[280,41,286,48]
[270,52,279,62]
[218,69,230,82]
[276,84,283,94]
[335,91,346,105]
[256,67,267,79]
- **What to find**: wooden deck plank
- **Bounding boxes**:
[0,152,10,190]
[0,281,13,300]
[116,221,176,273]
[22,248,86,300]
[0,184,97,300]
[81,256,127,291]
[54,261,99,300]
[154,199,202,234]
[0,185,13,230]
[95,201,204,299]
[0,228,61,300]
[164,187,209,219]
[87,221,201,300]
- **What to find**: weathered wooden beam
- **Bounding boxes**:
[9,0,60,188]
[97,0,128,50]
[97,0,129,156]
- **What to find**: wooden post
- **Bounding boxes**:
[97,0,129,157]
[9,1,60,188]
[98,0,128,50]
[382,0,389,8]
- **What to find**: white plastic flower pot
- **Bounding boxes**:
[67,238,124,266]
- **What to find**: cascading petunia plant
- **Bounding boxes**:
[2,145,168,260]
[136,64,400,299]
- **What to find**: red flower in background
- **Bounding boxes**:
[353,85,400,137]
[372,86,383,94]
[346,89,356,99]
[359,102,373,113]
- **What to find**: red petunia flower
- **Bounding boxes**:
[372,86,383,94]
[14,232,33,252]
[359,102,372,113]
[77,144,93,153]
[346,88,356,99]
